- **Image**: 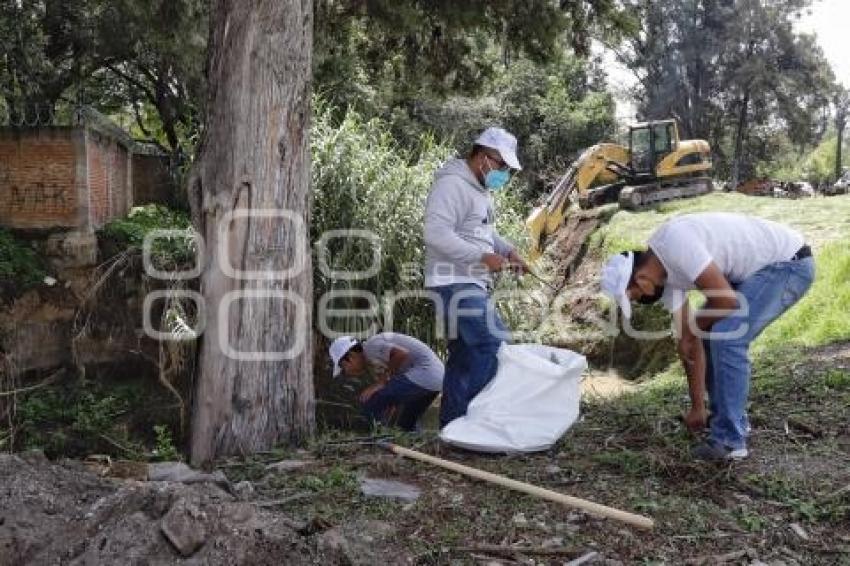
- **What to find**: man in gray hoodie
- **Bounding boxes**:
[423,127,528,428]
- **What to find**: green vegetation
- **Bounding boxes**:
[0,228,47,297]
[757,241,850,350]
[98,204,195,268]
[16,381,145,458]
[151,424,180,462]
[764,132,850,183]
[14,379,185,460]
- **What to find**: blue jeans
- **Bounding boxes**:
[431,283,510,427]
[704,257,815,449]
[361,375,438,432]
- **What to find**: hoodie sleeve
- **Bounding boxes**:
[424,179,484,263]
[492,233,515,257]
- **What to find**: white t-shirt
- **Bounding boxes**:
[362,333,444,392]
[648,213,804,312]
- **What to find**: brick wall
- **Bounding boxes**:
[86,130,133,229]
[0,129,82,230]
[132,153,174,206]
[0,125,138,232]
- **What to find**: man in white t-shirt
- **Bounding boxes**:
[600,213,815,461]
[329,333,444,431]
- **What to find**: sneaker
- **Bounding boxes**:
[692,440,748,461]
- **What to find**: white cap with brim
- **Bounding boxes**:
[329,336,358,378]
[474,127,522,171]
[600,252,634,320]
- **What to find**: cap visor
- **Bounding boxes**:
[499,149,522,171]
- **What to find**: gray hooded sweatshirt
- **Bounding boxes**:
[423,158,515,289]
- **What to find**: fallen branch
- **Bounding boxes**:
[0,369,64,397]
[253,492,313,507]
[380,443,655,530]
[454,544,582,558]
[786,417,824,438]
[565,551,600,566]
[683,548,756,565]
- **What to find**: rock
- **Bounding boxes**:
[148,462,227,485]
[232,480,255,500]
[223,502,255,524]
[358,477,421,502]
[789,522,810,541]
[545,464,562,474]
[109,460,149,480]
[160,498,208,557]
[265,459,315,473]
[43,276,57,286]
[316,527,352,561]
[512,512,529,527]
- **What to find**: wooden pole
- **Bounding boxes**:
[381,443,654,531]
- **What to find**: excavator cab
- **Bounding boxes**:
[526,118,712,260]
[628,120,678,177]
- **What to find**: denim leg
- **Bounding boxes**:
[703,338,718,418]
[396,391,439,431]
[708,258,815,449]
[361,375,438,431]
[433,284,509,427]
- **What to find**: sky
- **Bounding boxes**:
[795,0,850,88]
[599,0,850,124]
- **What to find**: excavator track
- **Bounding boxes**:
[618,176,713,210]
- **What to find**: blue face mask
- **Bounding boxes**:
[484,169,511,191]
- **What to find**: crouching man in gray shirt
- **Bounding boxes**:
[329,333,444,431]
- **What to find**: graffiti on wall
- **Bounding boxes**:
[0,163,73,216]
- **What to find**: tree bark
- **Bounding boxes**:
[836,112,846,181]
[730,90,750,191]
[190,0,315,465]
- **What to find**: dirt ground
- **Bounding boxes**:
[3,341,847,565]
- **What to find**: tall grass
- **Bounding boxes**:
[311,101,450,344]
[311,101,530,347]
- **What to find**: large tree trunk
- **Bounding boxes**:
[729,90,750,191]
[836,113,846,181]
[190,0,315,466]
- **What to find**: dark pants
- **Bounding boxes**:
[361,375,438,432]
[432,283,509,428]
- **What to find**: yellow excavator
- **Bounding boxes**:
[526,119,712,259]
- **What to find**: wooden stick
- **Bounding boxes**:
[380,443,654,530]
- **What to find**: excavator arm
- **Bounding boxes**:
[526,143,629,259]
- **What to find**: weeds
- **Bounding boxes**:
[151,424,179,461]
[0,228,47,299]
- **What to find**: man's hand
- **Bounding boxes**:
[506,250,530,276]
[481,252,507,272]
[683,406,709,433]
[358,383,384,404]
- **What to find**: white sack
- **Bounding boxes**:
[439,343,587,453]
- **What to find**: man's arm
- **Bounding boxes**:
[359,346,410,403]
[674,301,709,431]
[692,262,739,332]
[385,346,410,377]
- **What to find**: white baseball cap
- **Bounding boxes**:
[600,252,634,320]
[329,336,358,378]
[474,127,522,171]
